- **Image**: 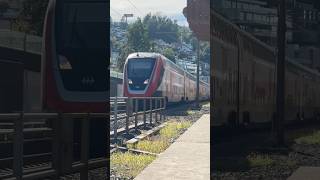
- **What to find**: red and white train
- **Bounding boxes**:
[42,0,108,158]
[211,10,320,127]
[123,52,210,103]
[42,0,108,113]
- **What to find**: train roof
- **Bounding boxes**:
[127,52,161,59]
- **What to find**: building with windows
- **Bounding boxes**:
[287,44,320,70]
[290,1,320,45]
[213,0,320,70]
[286,1,320,70]
[212,0,281,46]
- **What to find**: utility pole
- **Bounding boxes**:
[196,39,200,107]
[275,0,286,146]
[122,14,134,24]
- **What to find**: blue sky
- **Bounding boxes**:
[110,0,189,26]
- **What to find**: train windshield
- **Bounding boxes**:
[55,1,108,91]
[127,58,155,91]
[127,58,155,80]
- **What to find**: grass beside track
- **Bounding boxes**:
[247,153,275,167]
[133,140,170,154]
[213,125,320,179]
[295,130,320,145]
[112,121,193,178]
[160,121,192,139]
[200,101,210,107]
[128,121,193,153]
[214,153,276,171]
[111,152,156,178]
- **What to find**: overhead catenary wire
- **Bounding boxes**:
[125,0,144,17]
[111,7,123,17]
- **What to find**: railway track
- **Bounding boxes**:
[0,121,52,159]
[110,100,209,147]
[0,160,108,179]
[0,121,53,179]
[0,162,52,179]
[0,112,109,179]
[212,118,320,145]
[110,99,201,129]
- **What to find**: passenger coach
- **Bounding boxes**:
[211,10,320,127]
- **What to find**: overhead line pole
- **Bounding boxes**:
[196,39,200,107]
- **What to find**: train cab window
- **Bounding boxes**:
[55,1,107,91]
[127,58,156,91]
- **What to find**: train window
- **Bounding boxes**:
[57,3,107,49]
[127,58,155,79]
[127,58,156,91]
[55,1,108,91]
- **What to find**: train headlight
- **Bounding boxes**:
[59,55,72,70]
[128,79,133,84]
[144,79,149,84]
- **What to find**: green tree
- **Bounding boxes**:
[13,0,49,35]
[143,13,179,43]
[117,18,150,70]
[116,44,132,71]
[127,18,150,52]
[163,48,176,63]
[179,26,192,44]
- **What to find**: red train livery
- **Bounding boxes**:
[123,52,210,103]
[42,0,108,112]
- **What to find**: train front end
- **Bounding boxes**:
[42,0,108,113]
[123,53,163,97]
[42,0,108,159]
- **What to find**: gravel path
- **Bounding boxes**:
[212,125,320,180]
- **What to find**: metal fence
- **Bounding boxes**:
[110,97,166,140]
[0,112,108,180]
